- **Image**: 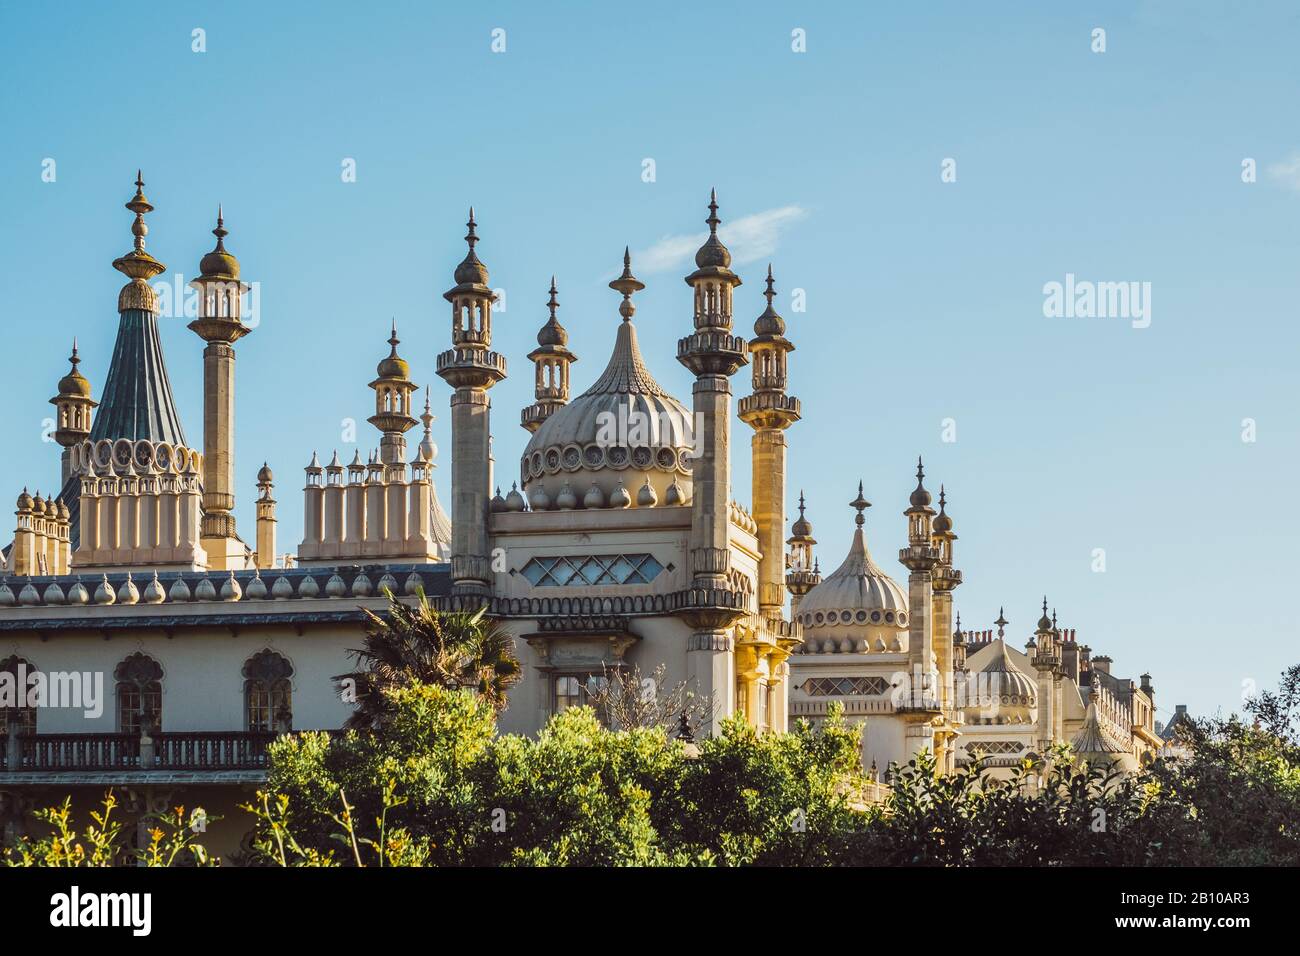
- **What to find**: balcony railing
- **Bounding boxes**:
[1,730,300,773]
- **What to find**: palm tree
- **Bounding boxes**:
[335,588,521,729]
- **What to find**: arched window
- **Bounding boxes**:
[243,650,293,732]
[0,656,38,735]
[115,653,163,734]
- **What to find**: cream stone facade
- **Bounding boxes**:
[0,175,1165,858]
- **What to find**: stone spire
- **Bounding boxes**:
[189,206,253,569]
[437,207,506,595]
[522,277,578,432]
[255,462,276,570]
[739,264,801,618]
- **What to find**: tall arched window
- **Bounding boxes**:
[243,650,293,732]
[0,656,38,735]
[115,653,163,734]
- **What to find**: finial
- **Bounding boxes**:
[423,385,432,415]
[608,246,645,321]
[995,607,1008,637]
[547,275,559,316]
[849,481,871,527]
[765,264,776,304]
[1043,596,1049,616]
[69,338,80,368]
[916,456,925,482]
[798,490,806,518]
[213,205,228,250]
[388,319,400,352]
[707,188,720,234]
[465,207,478,249]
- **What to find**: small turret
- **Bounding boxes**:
[369,321,419,466]
[522,277,578,432]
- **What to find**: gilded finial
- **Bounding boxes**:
[608,246,645,322]
[849,480,871,527]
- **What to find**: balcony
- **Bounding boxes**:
[0,729,318,781]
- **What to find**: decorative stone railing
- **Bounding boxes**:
[1,729,320,773]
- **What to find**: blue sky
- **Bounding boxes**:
[2,1,1298,723]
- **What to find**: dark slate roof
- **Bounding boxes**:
[61,308,189,548]
[91,309,188,445]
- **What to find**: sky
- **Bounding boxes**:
[1,0,1298,725]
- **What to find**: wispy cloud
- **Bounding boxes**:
[634,205,808,273]
[1267,154,1300,192]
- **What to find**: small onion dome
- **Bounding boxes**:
[637,478,658,507]
[56,340,94,398]
[489,487,507,513]
[665,477,687,506]
[536,277,568,347]
[376,322,411,379]
[57,498,70,519]
[452,207,490,286]
[583,483,606,509]
[257,462,274,484]
[694,189,732,269]
[505,482,527,512]
[198,207,240,280]
[16,488,33,511]
[556,482,578,510]
[753,265,786,337]
[1036,597,1053,632]
[32,493,47,515]
[932,486,953,534]
[609,480,631,509]
[908,457,932,509]
[527,483,550,511]
[789,490,813,539]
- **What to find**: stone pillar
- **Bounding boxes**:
[687,629,735,737]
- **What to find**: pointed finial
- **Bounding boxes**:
[465,206,478,249]
[707,188,720,234]
[548,276,559,316]
[423,385,432,415]
[608,246,645,321]
[995,607,1008,637]
[212,205,228,250]
[389,318,400,352]
[916,456,925,482]
[765,264,776,304]
[69,338,80,368]
[849,481,871,527]
[798,490,806,518]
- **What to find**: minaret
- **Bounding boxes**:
[739,265,801,618]
[188,206,252,570]
[1031,597,1062,750]
[929,485,963,771]
[50,340,98,485]
[784,491,821,613]
[368,321,419,469]
[521,277,578,432]
[436,209,506,596]
[677,190,748,590]
[898,458,942,756]
[255,463,276,569]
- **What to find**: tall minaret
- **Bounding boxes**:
[929,486,963,771]
[255,463,276,569]
[521,277,577,432]
[1031,597,1061,750]
[677,190,748,590]
[50,340,97,485]
[898,458,942,755]
[739,265,800,618]
[189,206,252,570]
[368,321,419,469]
[436,209,506,596]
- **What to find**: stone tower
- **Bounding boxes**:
[898,458,942,756]
[784,491,821,613]
[929,486,963,771]
[188,207,252,570]
[521,278,577,433]
[368,322,419,469]
[49,340,97,485]
[436,210,506,596]
[739,265,800,618]
[255,463,276,569]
